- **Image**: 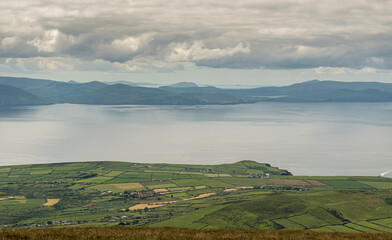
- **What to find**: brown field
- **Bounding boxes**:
[304,180,327,186]
[153,188,170,193]
[82,202,97,208]
[83,200,124,208]
[0,226,391,240]
[0,168,11,173]
[14,196,26,200]
[43,199,60,206]
[109,183,144,190]
[268,179,325,186]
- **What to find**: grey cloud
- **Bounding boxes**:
[0,36,40,58]
[1,0,392,71]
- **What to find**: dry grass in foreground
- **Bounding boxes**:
[0,227,391,240]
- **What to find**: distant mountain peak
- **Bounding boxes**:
[304,79,320,83]
[104,81,138,87]
[167,82,199,88]
[67,80,79,84]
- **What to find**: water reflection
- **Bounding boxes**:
[0,102,391,176]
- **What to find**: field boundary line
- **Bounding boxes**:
[355,222,387,232]
[343,223,366,233]
[369,221,392,230]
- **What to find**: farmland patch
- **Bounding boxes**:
[43,199,60,206]
[268,179,311,186]
[319,180,374,189]
[360,181,392,189]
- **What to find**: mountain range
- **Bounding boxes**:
[1,76,392,106]
[0,84,48,106]
[0,77,242,106]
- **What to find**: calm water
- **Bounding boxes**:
[0,102,391,176]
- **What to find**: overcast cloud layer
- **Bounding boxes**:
[1,0,392,82]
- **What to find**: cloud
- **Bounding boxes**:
[314,66,386,75]
[1,0,392,73]
[28,29,75,52]
[166,41,250,62]
[315,67,348,75]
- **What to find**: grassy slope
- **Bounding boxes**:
[1,226,391,240]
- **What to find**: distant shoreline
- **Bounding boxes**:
[3,77,392,106]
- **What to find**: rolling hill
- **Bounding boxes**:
[71,83,243,105]
[160,80,392,102]
[0,77,107,102]
[0,84,48,106]
[227,80,392,101]
[166,82,199,88]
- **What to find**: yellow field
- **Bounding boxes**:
[224,188,239,192]
[129,204,164,211]
[128,193,216,211]
[109,183,144,190]
[184,193,216,201]
[89,183,146,193]
[0,168,11,173]
[43,199,60,206]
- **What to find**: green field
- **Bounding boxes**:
[318,180,374,189]
[361,181,392,189]
[0,160,390,234]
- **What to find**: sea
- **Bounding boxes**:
[0,102,391,177]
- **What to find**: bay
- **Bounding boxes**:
[0,102,391,176]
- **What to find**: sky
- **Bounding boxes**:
[1,0,392,86]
